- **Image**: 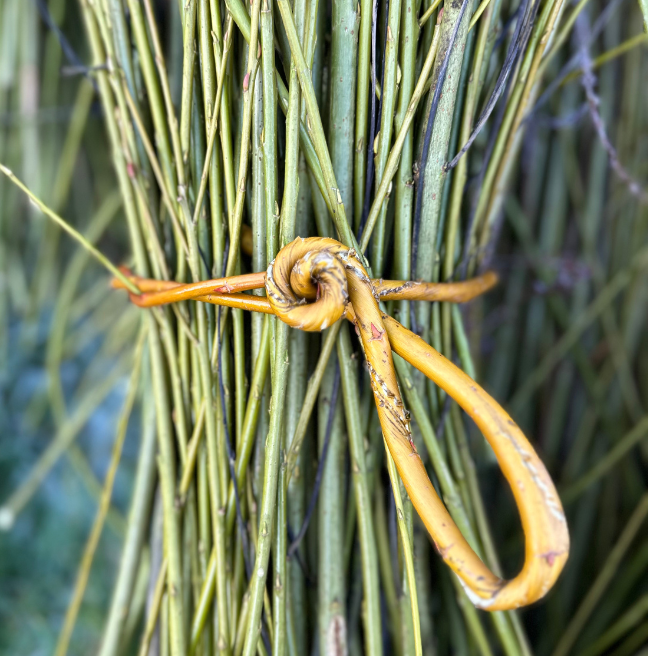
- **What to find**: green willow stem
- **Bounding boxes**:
[96,0,141,175]
[371,0,402,275]
[443,0,496,284]
[209,0,236,229]
[284,98,315,656]
[196,0,221,256]
[273,0,306,642]
[578,594,648,656]
[338,325,382,656]
[120,84,188,257]
[280,0,304,248]
[419,0,443,27]
[374,484,403,653]
[241,319,289,656]
[179,0,197,162]
[157,315,190,461]
[242,0,294,641]
[148,321,188,656]
[54,331,145,656]
[51,78,94,211]
[77,8,187,655]
[474,0,565,260]
[354,0,372,228]
[260,0,279,259]
[276,0,362,253]
[179,402,207,495]
[317,358,347,654]
[137,559,168,656]
[46,191,121,423]
[252,59,267,282]
[101,395,157,656]
[76,0,148,269]
[359,18,442,252]
[537,0,591,76]
[385,449,423,656]
[328,0,359,230]
[560,34,648,87]
[28,74,95,312]
[286,322,341,482]
[284,162,311,656]
[224,0,332,222]
[225,0,261,277]
[468,0,496,30]
[0,165,140,294]
[225,318,271,532]
[414,1,470,340]
[64,446,126,538]
[141,0,185,186]
[125,0,177,190]
[182,197,232,654]
[392,0,418,328]
[273,456,289,656]
[192,10,233,227]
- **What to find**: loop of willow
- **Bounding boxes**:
[114,236,569,611]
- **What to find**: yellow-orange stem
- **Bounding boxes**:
[113,236,568,610]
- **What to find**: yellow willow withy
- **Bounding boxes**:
[114,236,569,611]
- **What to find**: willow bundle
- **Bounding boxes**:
[1,1,648,656]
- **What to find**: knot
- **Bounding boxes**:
[266,237,365,332]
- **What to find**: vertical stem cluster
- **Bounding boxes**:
[20,0,606,655]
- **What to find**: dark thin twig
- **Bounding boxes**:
[525,0,627,121]
[411,0,471,282]
[286,525,315,584]
[534,103,588,130]
[445,0,539,171]
[493,4,522,50]
[287,363,341,560]
[216,239,252,579]
[435,389,452,440]
[442,0,539,276]
[61,64,108,77]
[34,0,99,91]
[454,0,626,276]
[197,243,211,276]
[575,14,647,203]
[409,302,419,337]
[457,62,516,278]
[358,0,387,240]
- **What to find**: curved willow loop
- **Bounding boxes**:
[115,236,568,610]
[378,312,569,609]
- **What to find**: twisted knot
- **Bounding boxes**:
[265,237,367,332]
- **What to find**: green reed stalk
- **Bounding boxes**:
[54,331,145,656]
[338,325,383,656]
[371,0,401,275]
